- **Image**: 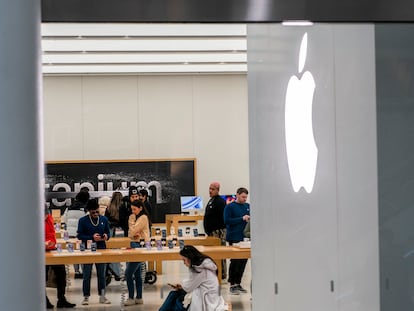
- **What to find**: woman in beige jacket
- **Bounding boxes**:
[124,200,151,306]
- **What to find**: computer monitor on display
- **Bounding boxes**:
[180,196,203,215]
[221,194,236,205]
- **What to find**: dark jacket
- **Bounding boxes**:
[203,195,226,235]
[118,196,132,237]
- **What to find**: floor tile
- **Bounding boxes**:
[46,260,252,310]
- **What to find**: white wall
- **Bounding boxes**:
[43,74,249,204]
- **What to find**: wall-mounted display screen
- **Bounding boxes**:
[221,194,236,205]
[180,196,203,213]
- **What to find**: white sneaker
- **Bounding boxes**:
[124,298,135,306]
[99,296,111,304]
[81,297,89,305]
[135,298,143,304]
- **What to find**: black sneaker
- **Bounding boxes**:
[105,274,112,286]
[46,297,54,309]
[236,284,248,293]
[74,272,83,279]
[57,299,76,308]
[229,285,240,295]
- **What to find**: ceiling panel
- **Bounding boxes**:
[42,23,247,75]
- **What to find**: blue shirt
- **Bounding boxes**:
[77,214,111,249]
[224,201,250,242]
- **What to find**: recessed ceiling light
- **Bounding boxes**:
[282,20,314,26]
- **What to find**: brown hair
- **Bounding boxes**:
[107,191,123,222]
[236,187,248,195]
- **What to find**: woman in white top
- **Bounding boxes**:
[159,245,226,311]
[124,200,151,306]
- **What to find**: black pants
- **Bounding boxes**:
[46,265,67,300]
[228,241,248,285]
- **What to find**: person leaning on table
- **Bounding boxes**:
[76,198,111,306]
[44,205,76,309]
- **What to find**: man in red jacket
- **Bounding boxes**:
[45,205,76,309]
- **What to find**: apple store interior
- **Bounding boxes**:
[2,2,414,310]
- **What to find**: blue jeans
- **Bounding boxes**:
[125,242,143,299]
[109,262,121,277]
[125,261,143,299]
[82,263,106,297]
[159,289,187,311]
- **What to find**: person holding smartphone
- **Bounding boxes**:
[77,199,111,305]
[124,199,151,306]
[159,245,226,311]
[224,187,250,295]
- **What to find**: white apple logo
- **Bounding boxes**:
[284,32,318,193]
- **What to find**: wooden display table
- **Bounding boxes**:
[56,236,221,274]
[45,245,250,282]
[57,236,220,249]
[183,236,220,246]
[56,237,132,249]
[165,214,204,236]
[149,236,221,274]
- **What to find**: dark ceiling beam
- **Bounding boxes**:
[41,0,414,23]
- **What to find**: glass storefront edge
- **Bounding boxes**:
[376,24,414,311]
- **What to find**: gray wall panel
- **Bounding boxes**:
[333,25,379,311]
[248,24,378,311]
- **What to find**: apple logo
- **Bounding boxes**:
[284,32,318,193]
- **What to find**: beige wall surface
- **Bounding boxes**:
[43,74,249,203]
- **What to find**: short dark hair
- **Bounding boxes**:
[236,187,248,195]
[86,198,99,211]
[139,189,148,197]
[76,190,90,204]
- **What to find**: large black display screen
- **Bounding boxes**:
[45,159,196,223]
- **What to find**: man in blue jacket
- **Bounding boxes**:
[224,187,250,295]
[77,198,111,305]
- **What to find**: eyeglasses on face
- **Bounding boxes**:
[90,210,99,214]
